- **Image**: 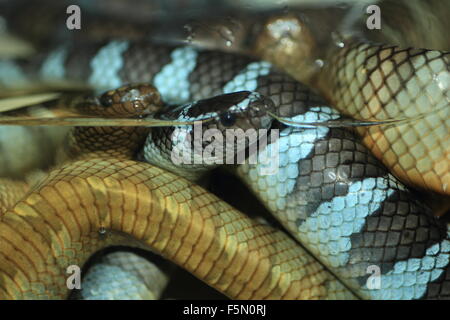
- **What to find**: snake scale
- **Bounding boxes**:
[0,3,449,300]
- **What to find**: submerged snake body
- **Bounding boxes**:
[0,40,449,299]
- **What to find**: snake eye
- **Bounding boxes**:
[99,92,114,107]
[219,112,236,127]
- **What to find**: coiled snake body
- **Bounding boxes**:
[253,16,449,196]
[0,17,449,299]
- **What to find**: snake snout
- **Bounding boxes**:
[98,83,164,117]
[245,93,276,130]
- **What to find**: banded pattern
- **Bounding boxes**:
[0,40,322,115]
[248,14,449,196]
[0,158,355,300]
[235,106,450,299]
[316,42,450,195]
[0,38,448,299]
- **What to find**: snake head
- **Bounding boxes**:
[97,83,164,117]
[172,91,276,132]
[210,91,276,132]
[144,91,277,179]
[176,91,277,165]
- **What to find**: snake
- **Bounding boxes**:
[0,5,449,299]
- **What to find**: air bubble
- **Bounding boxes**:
[217,25,235,47]
[331,32,345,48]
[315,59,324,68]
